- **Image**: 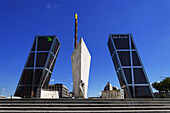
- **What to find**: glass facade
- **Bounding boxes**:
[107,34,153,98]
[15,35,60,98]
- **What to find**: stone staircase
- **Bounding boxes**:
[0,98,170,113]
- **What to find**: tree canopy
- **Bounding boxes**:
[152,77,170,97]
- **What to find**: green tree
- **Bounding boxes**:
[161,77,170,93]
[152,82,163,96]
[152,77,170,97]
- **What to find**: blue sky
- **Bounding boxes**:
[0,0,170,97]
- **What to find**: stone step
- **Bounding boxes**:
[0,99,169,112]
[0,110,170,113]
[1,98,170,101]
[0,106,170,110]
[1,100,170,103]
[0,103,169,107]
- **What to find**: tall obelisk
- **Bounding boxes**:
[71,14,91,98]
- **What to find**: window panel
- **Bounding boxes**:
[117,70,125,87]
[36,53,48,67]
[128,86,133,98]
[33,86,37,98]
[135,86,152,98]
[108,38,115,56]
[26,53,35,67]
[20,69,33,85]
[52,38,60,55]
[19,86,32,98]
[112,54,120,71]
[42,73,52,89]
[131,38,135,49]
[50,58,56,72]
[132,52,141,66]
[47,54,54,69]
[134,68,147,84]
[31,39,36,51]
[118,51,131,66]
[123,68,132,84]
[37,37,53,51]
[113,38,129,49]
[34,69,43,85]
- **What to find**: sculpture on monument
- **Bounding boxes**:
[71,14,91,98]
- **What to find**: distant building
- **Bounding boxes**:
[37,89,59,99]
[107,33,153,98]
[48,84,69,98]
[102,82,124,99]
[15,35,60,98]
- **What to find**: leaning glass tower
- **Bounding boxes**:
[107,33,153,98]
[15,35,60,98]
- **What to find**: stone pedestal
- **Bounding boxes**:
[71,38,91,98]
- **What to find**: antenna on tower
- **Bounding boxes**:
[74,13,78,49]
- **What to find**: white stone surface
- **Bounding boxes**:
[102,89,124,99]
[0,96,6,99]
[37,89,59,99]
[71,38,91,98]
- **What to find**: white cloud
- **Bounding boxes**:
[46,4,51,10]
[97,92,101,95]
[54,4,61,8]
[71,83,73,85]
[46,3,61,10]
[51,79,54,82]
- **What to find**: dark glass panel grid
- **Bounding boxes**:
[31,40,36,51]
[118,51,131,66]
[132,52,141,66]
[34,69,43,85]
[135,86,152,98]
[112,55,120,71]
[18,86,32,98]
[117,70,129,98]
[117,70,126,87]
[129,86,133,98]
[20,69,33,85]
[36,53,48,67]
[134,68,147,84]
[23,86,32,98]
[113,38,129,49]
[108,34,153,98]
[40,70,48,87]
[26,53,35,67]
[52,38,60,55]
[15,36,60,98]
[50,59,56,72]
[123,68,132,84]
[37,37,53,51]
[47,54,54,69]
[108,38,115,56]
[42,73,52,89]
[131,38,135,49]
[33,86,38,97]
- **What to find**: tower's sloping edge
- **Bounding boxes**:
[107,33,153,98]
[15,35,60,98]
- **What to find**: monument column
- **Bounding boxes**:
[71,14,91,98]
